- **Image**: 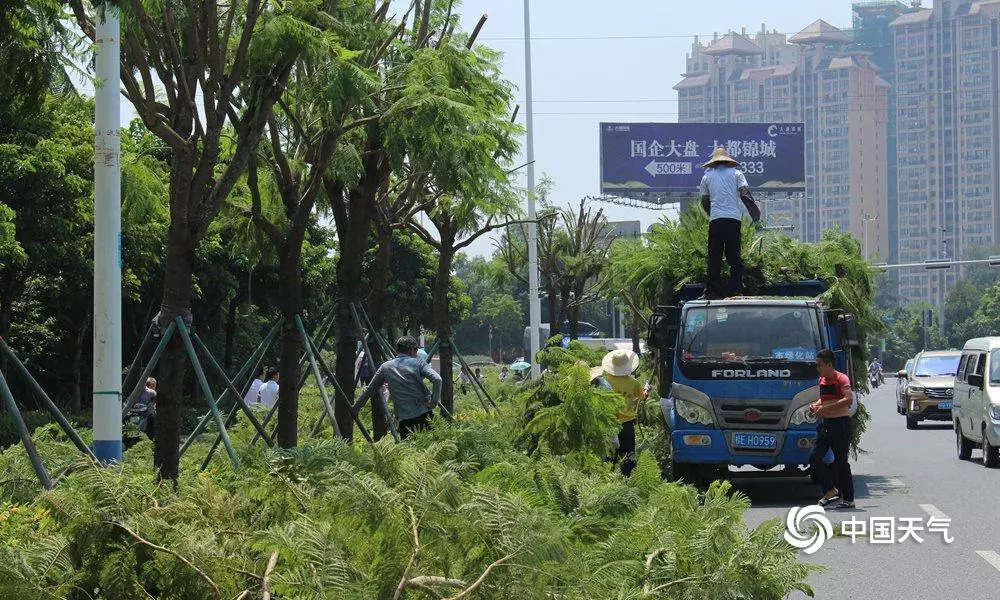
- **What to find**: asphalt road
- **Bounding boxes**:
[729,382,1000,599]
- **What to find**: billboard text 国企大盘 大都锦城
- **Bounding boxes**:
[599,122,805,200]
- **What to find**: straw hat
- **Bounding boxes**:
[702,147,741,169]
[601,349,640,377]
[589,365,606,381]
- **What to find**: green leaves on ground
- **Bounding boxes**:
[0,377,817,599]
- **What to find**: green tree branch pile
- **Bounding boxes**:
[1,373,817,599]
[606,208,881,455]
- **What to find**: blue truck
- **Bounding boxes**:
[646,280,859,483]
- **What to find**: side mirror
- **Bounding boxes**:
[969,374,984,389]
[837,314,859,348]
[897,370,907,378]
[647,306,680,351]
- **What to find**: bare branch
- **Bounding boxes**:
[110,521,222,600]
[261,552,279,600]
[393,507,422,600]
[408,219,442,250]
[454,215,552,253]
[446,553,514,600]
[466,14,488,49]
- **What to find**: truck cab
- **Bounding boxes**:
[647,281,858,483]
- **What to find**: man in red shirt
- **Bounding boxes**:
[809,349,855,509]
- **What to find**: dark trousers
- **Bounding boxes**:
[809,416,854,502]
[399,411,433,440]
[707,217,744,297]
[616,420,637,477]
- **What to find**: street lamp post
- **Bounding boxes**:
[523,0,541,378]
[93,6,122,462]
[862,213,878,261]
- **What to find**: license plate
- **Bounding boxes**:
[938,401,953,410]
[731,432,777,449]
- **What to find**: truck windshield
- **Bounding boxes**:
[913,355,960,377]
[680,305,821,362]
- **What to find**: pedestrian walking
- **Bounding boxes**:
[698,147,760,299]
[810,349,856,509]
[243,366,266,406]
[352,335,442,440]
[259,367,280,409]
[598,349,647,477]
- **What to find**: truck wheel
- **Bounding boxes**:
[984,427,1000,468]
[956,424,973,461]
[906,415,918,430]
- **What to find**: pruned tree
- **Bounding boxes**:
[558,199,612,339]
[499,197,612,340]
[70,0,310,479]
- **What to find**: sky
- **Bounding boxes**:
[85,0,887,257]
[450,0,878,256]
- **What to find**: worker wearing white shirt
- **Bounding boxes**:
[258,367,280,409]
[243,367,266,406]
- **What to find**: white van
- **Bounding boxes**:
[953,338,1000,468]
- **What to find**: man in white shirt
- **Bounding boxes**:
[243,366,266,406]
[258,367,280,409]
[698,148,759,299]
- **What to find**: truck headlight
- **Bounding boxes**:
[790,404,818,425]
[670,383,714,426]
[909,386,925,394]
[990,405,1000,421]
[676,398,713,425]
[788,385,820,426]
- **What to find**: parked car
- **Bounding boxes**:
[896,358,915,415]
[953,338,1000,467]
[898,350,961,430]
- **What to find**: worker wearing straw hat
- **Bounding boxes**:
[698,147,760,299]
[598,349,648,476]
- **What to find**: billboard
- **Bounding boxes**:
[600,122,805,198]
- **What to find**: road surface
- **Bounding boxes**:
[731,383,1000,599]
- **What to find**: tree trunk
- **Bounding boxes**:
[333,206,372,441]
[545,284,557,332]
[154,157,197,482]
[154,216,196,482]
[631,311,642,355]
[69,311,91,413]
[367,222,393,439]
[558,286,571,337]
[433,233,456,416]
[223,270,247,372]
[276,244,302,448]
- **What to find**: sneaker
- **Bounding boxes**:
[833,501,856,510]
[817,495,840,507]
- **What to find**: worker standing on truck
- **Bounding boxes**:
[698,147,760,299]
[810,349,856,509]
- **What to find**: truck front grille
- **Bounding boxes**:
[716,402,787,429]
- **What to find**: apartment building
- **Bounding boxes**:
[892,0,1000,306]
[675,22,890,259]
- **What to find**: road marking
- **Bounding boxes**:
[919,504,949,520]
[886,477,906,488]
[977,551,1000,572]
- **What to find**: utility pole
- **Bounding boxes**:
[523,0,541,378]
[92,6,123,462]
